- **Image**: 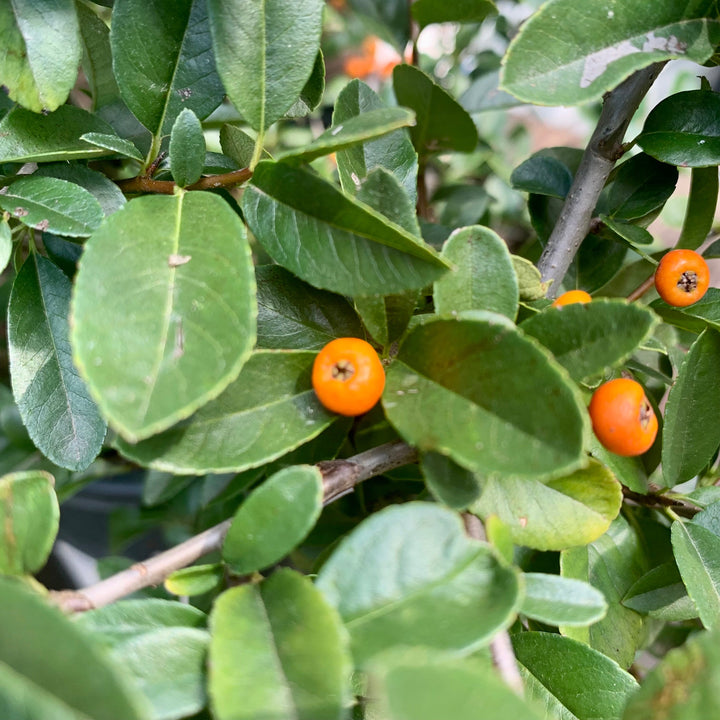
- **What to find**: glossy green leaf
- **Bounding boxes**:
[434,226,519,320]
[0,105,115,163]
[9,255,106,470]
[521,299,658,382]
[561,516,647,668]
[0,176,103,237]
[511,154,573,199]
[316,502,521,665]
[663,329,720,487]
[622,560,698,622]
[473,460,622,551]
[209,569,351,720]
[601,215,654,246]
[512,255,550,301]
[208,0,323,131]
[169,109,205,188]
[111,0,224,135]
[0,471,58,575]
[589,435,649,494]
[80,132,145,162]
[372,653,545,720]
[115,351,336,474]
[521,573,608,627]
[678,166,719,250]
[638,90,720,167]
[255,265,364,350]
[393,64,478,154]
[501,1,720,106]
[0,0,81,113]
[412,0,496,28]
[345,0,410,51]
[513,632,637,720]
[672,519,720,630]
[0,577,150,720]
[72,191,256,443]
[242,160,447,296]
[421,451,482,510]
[334,79,418,204]
[219,124,266,168]
[76,1,119,110]
[165,564,224,597]
[0,218,11,274]
[223,465,323,574]
[622,628,720,720]
[284,51,325,119]
[384,315,588,480]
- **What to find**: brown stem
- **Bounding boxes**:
[117,167,253,195]
[50,440,418,613]
[622,487,699,518]
[626,274,655,303]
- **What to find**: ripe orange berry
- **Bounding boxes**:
[654,249,710,307]
[551,290,592,308]
[312,338,385,416]
[588,378,658,457]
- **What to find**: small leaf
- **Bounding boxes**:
[9,255,106,470]
[0,176,103,237]
[521,573,608,627]
[81,132,145,162]
[411,0,496,28]
[208,0,324,131]
[316,502,521,665]
[421,451,482,510]
[71,192,256,442]
[115,351,337,474]
[512,255,549,301]
[622,561,698,622]
[393,64,478,154]
[169,109,205,187]
[219,124,265,167]
[223,465,323,575]
[209,569,351,720]
[165,564,224,597]
[434,226,519,320]
[0,471,58,575]
[0,218,11,274]
[0,0,81,113]
[76,1,119,110]
[601,216,654,246]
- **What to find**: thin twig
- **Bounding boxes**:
[50,440,418,613]
[626,274,656,303]
[622,487,699,519]
[117,167,253,195]
[538,63,665,294]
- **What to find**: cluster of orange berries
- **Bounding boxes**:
[310,249,710,460]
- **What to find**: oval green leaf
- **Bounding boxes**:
[622,560,698,622]
[81,132,145,163]
[209,569,351,720]
[521,573,608,627]
[420,451,482,510]
[165,563,224,597]
[72,191,256,442]
[169,108,205,188]
[223,465,323,575]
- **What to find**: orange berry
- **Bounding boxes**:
[312,338,385,416]
[551,290,592,308]
[588,378,658,457]
[343,55,375,79]
[654,249,710,307]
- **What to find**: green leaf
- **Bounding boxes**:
[0,471,58,575]
[511,154,573,199]
[662,329,720,487]
[316,502,521,665]
[0,0,81,113]
[589,436,649,494]
[165,564,224,597]
[384,315,588,480]
[622,628,720,720]
[207,0,324,132]
[0,104,116,164]
[512,255,550,301]
[411,0,496,28]
[434,226,519,320]
[420,451,482,510]
[0,577,150,720]
[672,519,720,630]
[678,166,719,250]
[371,653,545,720]
[71,191,256,443]
[520,299,658,383]
[9,255,106,470]
[512,632,637,720]
[393,64,478,154]
[223,465,323,575]
[334,79,418,204]
[279,107,416,166]
[255,265,364,350]
[284,50,325,119]
[345,0,409,50]
[115,351,337,474]
[169,109,205,188]
[638,90,720,167]
[219,124,266,168]
[80,132,145,162]
[111,0,224,135]
[622,560,698,622]
[0,218,11,274]
[0,176,103,237]
[242,160,447,296]
[650,288,720,333]
[500,1,720,106]
[601,215,654,247]
[561,515,647,669]
[209,569,351,720]
[521,573,608,627]
[76,1,119,110]
[473,460,622,551]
